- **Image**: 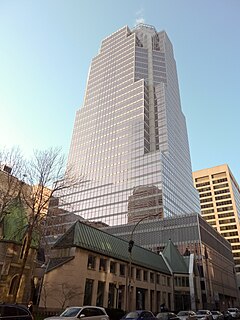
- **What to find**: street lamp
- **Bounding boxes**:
[127,213,159,311]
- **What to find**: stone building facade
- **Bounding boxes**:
[40,220,201,312]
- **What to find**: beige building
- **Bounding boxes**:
[193,164,240,288]
[39,221,202,312]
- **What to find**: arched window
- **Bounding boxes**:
[9,274,19,295]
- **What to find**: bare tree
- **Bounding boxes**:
[0,147,24,225]
[53,282,83,309]
[39,282,55,310]
[0,147,82,303]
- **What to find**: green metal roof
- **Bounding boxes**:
[3,198,28,243]
[162,239,188,274]
[46,256,74,272]
[54,221,171,274]
[2,198,39,247]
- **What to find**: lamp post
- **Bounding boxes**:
[127,213,159,312]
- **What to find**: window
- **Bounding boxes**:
[215,194,231,201]
[228,238,240,243]
[143,270,148,281]
[120,264,125,276]
[214,189,230,195]
[216,200,232,206]
[150,272,154,283]
[213,178,227,184]
[233,252,240,257]
[9,275,19,295]
[213,183,229,189]
[110,261,116,274]
[0,305,30,316]
[219,218,235,224]
[108,283,115,308]
[99,258,107,271]
[217,206,233,212]
[81,307,106,317]
[96,281,105,306]
[202,209,214,214]
[198,187,211,192]
[204,214,215,220]
[218,212,234,218]
[196,182,210,187]
[84,279,94,305]
[199,192,212,198]
[232,245,240,250]
[88,255,96,269]
[200,197,213,203]
[136,268,141,280]
[167,277,170,287]
[212,173,226,179]
[201,203,213,209]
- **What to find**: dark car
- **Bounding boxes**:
[196,310,213,320]
[156,312,180,320]
[121,310,157,320]
[0,303,33,320]
[211,311,224,320]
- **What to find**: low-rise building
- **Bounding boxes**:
[103,213,239,310]
[39,220,201,312]
[0,199,37,303]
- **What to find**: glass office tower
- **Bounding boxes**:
[61,24,200,225]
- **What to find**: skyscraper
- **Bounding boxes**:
[61,24,200,225]
[193,164,240,288]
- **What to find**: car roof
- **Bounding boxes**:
[0,303,29,310]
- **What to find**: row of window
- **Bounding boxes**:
[201,205,233,212]
[212,178,228,184]
[87,255,170,285]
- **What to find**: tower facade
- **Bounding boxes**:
[193,164,240,288]
[62,24,200,225]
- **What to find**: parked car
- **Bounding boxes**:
[44,306,109,320]
[177,311,197,320]
[196,310,213,320]
[227,309,240,319]
[222,311,230,320]
[156,312,180,320]
[0,303,33,320]
[121,310,157,320]
[211,311,224,320]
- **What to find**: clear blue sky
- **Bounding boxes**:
[0,0,239,183]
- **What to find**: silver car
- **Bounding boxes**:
[227,309,240,319]
[177,311,197,320]
[44,306,109,320]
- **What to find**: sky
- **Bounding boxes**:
[0,0,239,183]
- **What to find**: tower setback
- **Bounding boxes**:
[61,24,200,225]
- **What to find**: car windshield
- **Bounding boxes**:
[178,312,188,316]
[157,313,169,320]
[125,312,139,319]
[197,311,207,315]
[61,307,82,317]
